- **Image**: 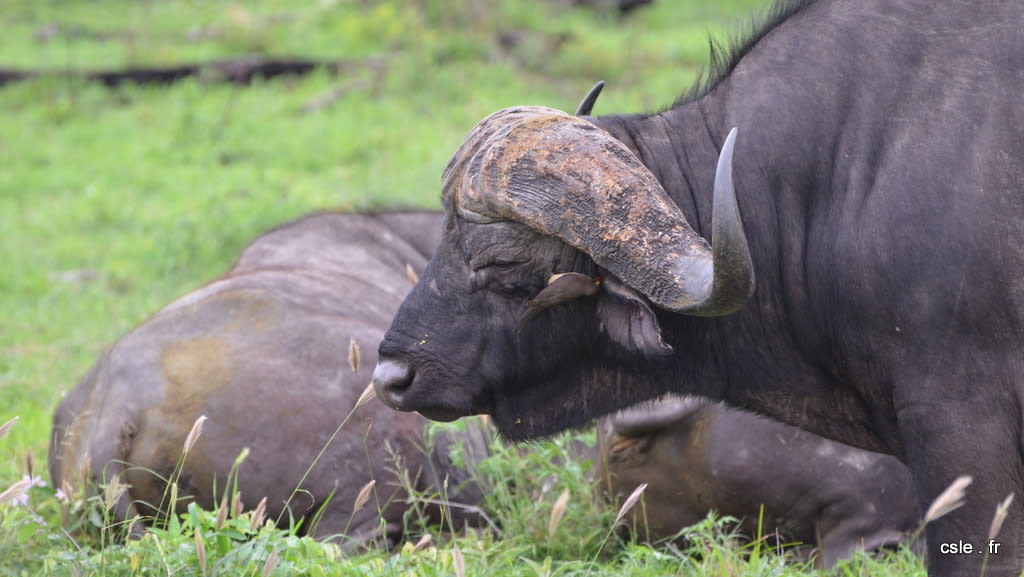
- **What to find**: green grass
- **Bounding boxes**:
[0,0,929,575]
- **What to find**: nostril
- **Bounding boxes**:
[372,360,414,408]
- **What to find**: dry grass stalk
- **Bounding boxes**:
[353,479,376,513]
[262,548,279,577]
[194,531,207,575]
[355,382,377,410]
[989,493,1015,540]
[923,475,972,525]
[405,263,419,286]
[215,496,229,530]
[453,544,465,577]
[0,477,32,505]
[183,415,208,454]
[348,338,361,372]
[411,533,433,553]
[548,488,571,537]
[250,497,268,532]
[614,482,648,525]
[0,416,18,440]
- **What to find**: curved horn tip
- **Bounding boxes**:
[710,125,755,315]
[672,125,754,317]
[718,127,738,177]
[574,80,606,116]
[714,127,739,218]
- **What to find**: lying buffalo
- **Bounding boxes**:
[49,211,493,547]
[372,1,1024,574]
[596,396,920,567]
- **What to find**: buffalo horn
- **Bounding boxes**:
[443,106,754,316]
[574,80,605,116]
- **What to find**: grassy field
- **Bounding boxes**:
[0,0,926,575]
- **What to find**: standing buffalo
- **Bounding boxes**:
[372,1,1024,574]
[596,396,920,567]
[49,211,492,547]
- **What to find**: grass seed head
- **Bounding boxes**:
[232,447,251,470]
[216,496,229,530]
[348,338,360,372]
[231,491,244,519]
[353,479,376,513]
[923,475,972,525]
[0,477,32,506]
[250,497,268,532]
[262,548,279,577]
[103,477,127,511]
[453,544,465,577]
[169,482,180,514]
[194,530,207,575]
[183,415,208,454]
[614,482,648,525]
[548,488,571,536]
[78,453,92,487]
[989,493,1015,540]
[0,416,18,440]
[356,382,377,410]
[24,449,35,478]
[412,532,434,553]
[60,479,75,502]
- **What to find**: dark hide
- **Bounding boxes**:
[596,397,920,567]
[49,211,493,548]
[374,1,1024,574]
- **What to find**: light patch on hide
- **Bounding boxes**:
[814,443,836,458]
[161,337,233,417]
[837,450,874,472]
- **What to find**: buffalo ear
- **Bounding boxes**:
[597,275,673,357]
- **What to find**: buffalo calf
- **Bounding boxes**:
[597,397,920,567]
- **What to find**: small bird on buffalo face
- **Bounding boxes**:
[517,272,601,332]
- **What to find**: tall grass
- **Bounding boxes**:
[2,410,933,575]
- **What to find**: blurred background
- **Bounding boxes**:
[0,0,766,483]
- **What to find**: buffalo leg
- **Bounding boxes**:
[897,394,1023,577]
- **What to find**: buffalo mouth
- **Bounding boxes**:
[371,359,481,422]
[412,406,466,423]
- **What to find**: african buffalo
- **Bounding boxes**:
[49,211,492,547]
[372,1,1024,574]
[596,396,920,567]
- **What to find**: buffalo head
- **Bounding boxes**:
[373,106,754,439]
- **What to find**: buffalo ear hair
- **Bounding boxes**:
[597,275,674,358]
[517,272,601,333]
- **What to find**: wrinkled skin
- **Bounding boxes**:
[596,397,920,567]
[49,211,491,547]
[375,1,1024,574]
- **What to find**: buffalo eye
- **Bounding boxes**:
[470,260,541,297]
